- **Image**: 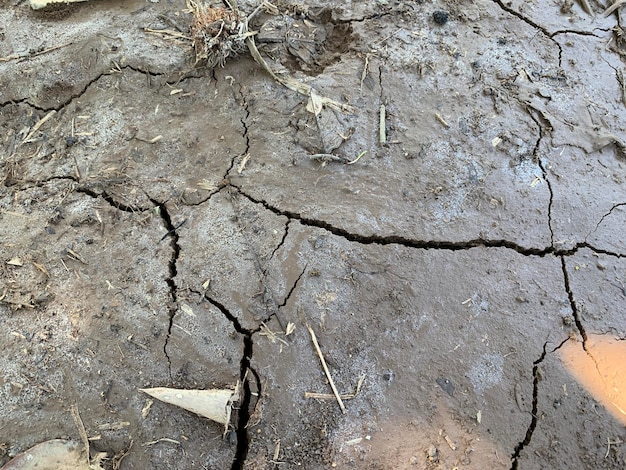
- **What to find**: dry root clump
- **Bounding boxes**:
[188,0,247,67]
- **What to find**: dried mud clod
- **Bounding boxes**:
[188,0,247,67]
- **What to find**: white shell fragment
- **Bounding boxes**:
[140,385,239,433]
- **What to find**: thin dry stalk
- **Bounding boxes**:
[306,323,346,414]
[304,375,365,401]
[245,34,354,113]
[604,0,626,17]
[70,404,90,462]
[22,111,56,144]
[579,0,592,15]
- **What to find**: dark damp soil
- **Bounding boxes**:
[1,1,625,468]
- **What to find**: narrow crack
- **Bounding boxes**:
[334,11,393,23]
[0,97,24,110]
[238,84,251,157]
[221,81,252,182]
[78,186,183,376]
[268,219,290,264]
[586,202,626,240]
[537,169,554,246]
[180,186,224,206]
[9,65,168,114]
[175,75,253,205]
[37,71,110,113]
[378,61,384,93]
[490,0,563,65]
[559,258,611,416]
[526,105,555,247]
[550,29,603,38]
[278,264,306,309]
[550,336,571,353]
[164,67,211,87]
[205,295,251,335]
[224,187,286,329]
[0,96,47,112]
[5,175,78,192]
[377,62,389,154]
[149,198,180,378]
[577,242,625,258]
[77,187,146,213]
[560,256,588,349]
[125,63,166,79]
[538,160,554,246]
[490,0,550,36]
[510,342,548,469]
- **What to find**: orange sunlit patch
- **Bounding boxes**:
[559,334,626,425]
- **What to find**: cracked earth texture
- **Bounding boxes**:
[0,0,625,469]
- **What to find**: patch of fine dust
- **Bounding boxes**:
[468,353,504,395]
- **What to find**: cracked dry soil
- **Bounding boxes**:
[1,0,626,469]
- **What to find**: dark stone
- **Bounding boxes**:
[436,377,455,396]
[433,11,449,25]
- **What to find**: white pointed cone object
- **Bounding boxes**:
[140,383,240,434]
[0,439,104,470]
[30,0,91,9]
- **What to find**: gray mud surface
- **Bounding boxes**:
[1,0,625,468]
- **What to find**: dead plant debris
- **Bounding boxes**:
[305,375,365,401]
[182,0,353,114]
[187,0,248,67]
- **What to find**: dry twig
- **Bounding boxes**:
[70,404,90,462]
[379,104,387,144]
[306,323,346,414]
[604,0,626,17]
[579,0,593,15]
[22,111,56,144]
[305,375,365,400]
[0,43,72,63]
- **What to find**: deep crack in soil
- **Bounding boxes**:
[2,1,626,468]
[232,335,254,470]
[204,294,255,470]
[229,184,625,259]
[149,198,181,377]
[510,342,548,469]
[560,255,589,349]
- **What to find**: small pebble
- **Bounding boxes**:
[433,10,449,25]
